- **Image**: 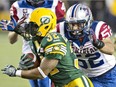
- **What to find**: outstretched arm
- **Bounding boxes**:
[2,58,59,79]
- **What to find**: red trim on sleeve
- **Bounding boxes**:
[10,6,19,22]
[99,23,112,40]
[55,0,65,21]
[56,24,60,33]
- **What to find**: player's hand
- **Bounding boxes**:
[13,16,32,40]
[0,16,17,31]
[18,54,34,70]
[1,65,16,77]
[14,16,27,34]
[88,29,104,49]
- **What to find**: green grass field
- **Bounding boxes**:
[0,31,30,87]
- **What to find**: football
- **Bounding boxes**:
[26,53,40,69]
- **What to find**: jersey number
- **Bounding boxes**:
[78,52,104,69]
[47,33,59,42]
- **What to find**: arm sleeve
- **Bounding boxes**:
[55,0,66,23]
[42,33,67,60]
[10,2,19,22]
[99,22,112,40]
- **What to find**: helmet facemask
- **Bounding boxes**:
[66,20,88,39]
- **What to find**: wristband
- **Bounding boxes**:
[93,39,105,49]
[16,70,22,77]
[38,67,47,78]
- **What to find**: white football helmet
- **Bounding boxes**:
[66,3,93,38]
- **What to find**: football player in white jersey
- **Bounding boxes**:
[56,3,116,87]
[0,0,66,87]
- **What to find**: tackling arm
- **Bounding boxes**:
[99,37,114,55]
[90,22,114,55]
[97,22,114,55]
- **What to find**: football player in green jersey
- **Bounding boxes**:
[1,8,94,87]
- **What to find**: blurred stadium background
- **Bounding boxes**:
[0,0,116,87]
[0,31,30,87]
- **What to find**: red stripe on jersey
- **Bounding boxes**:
[10,5,19,22]
[55,1,65,21]
[56,24,60,33]
[99,23,112,40]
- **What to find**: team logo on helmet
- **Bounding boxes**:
[82,7,89,16]
[40,17,50,24]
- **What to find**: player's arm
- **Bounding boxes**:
[21,58,59,79]
[90,22,114,55]
[8,2,27,44]
[98,23,114,55]
[99,37,114,55]
[8,4,19,44]
[1,58,59,79]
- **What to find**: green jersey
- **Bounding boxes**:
[30,32,84,86]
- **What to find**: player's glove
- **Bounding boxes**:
[88,29,105,49]
[0,15,27,33]
[13,16,32,41]
[13,16,27,34]
[1,65,17,77]
[0,16,17,31]
[18,54,34,70]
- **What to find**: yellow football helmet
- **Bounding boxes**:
[29,8,57,37]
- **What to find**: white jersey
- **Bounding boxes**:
[57,21,116,77]
[10,0,65,54]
